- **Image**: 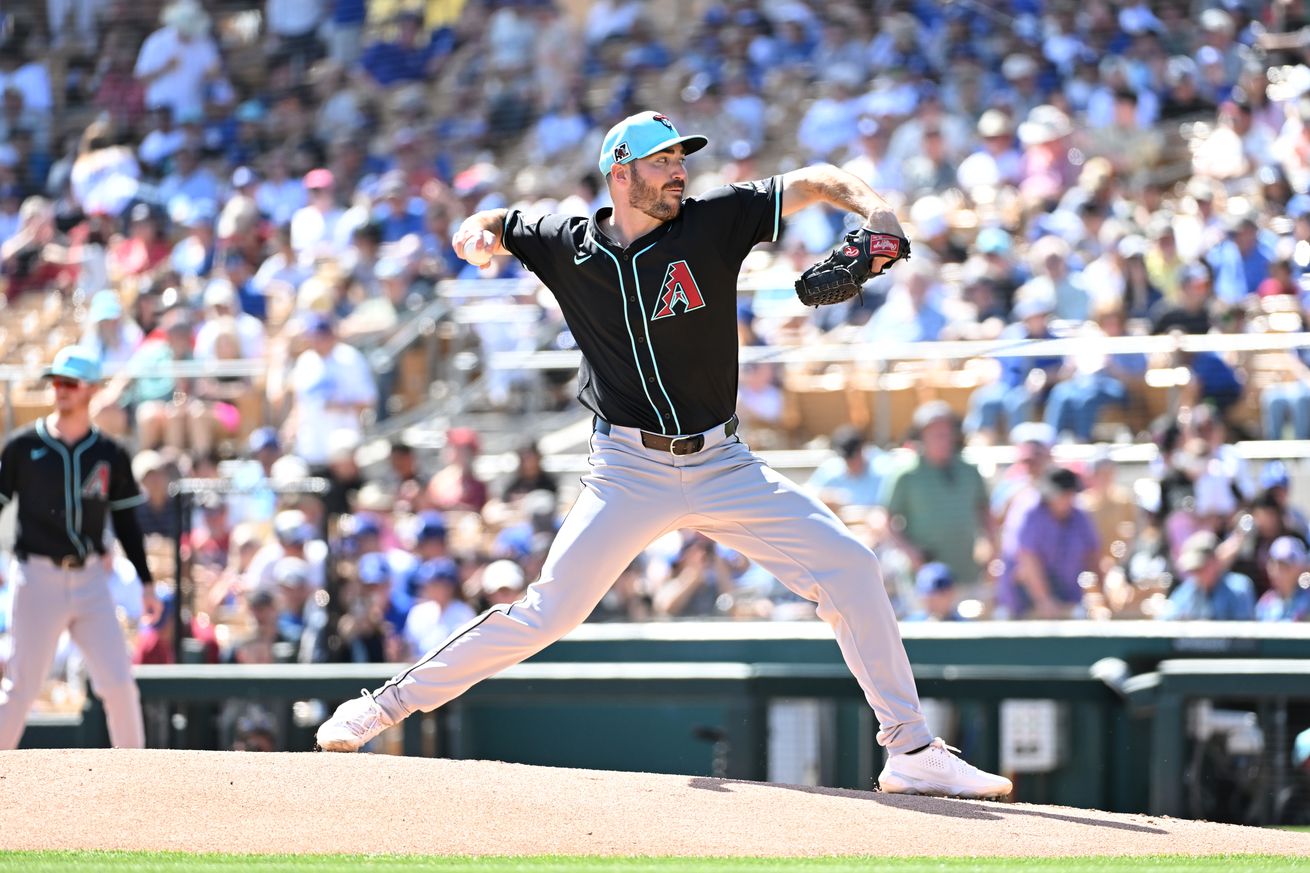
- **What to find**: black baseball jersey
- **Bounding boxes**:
[0,419,146,563]
[503,176,783,435]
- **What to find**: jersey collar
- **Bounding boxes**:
[36,416,100,450]
[588,206,677,254]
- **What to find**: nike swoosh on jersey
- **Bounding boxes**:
[573,252,592,265]
[30,447,48,460]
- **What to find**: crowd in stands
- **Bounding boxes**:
[3,0,1310,732]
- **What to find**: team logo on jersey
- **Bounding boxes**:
[613,142,631,164]
[81,461,110,501]
[650,261,706,321]
[652,114,674,130]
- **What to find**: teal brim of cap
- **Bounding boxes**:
[598,112,709,176]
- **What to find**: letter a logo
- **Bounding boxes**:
[650,260,706,321]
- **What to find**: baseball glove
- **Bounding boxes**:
[794,227,912,307]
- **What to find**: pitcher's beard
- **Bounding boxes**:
[629,167,683,221]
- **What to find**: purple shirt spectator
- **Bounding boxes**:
[998,481,1099,616]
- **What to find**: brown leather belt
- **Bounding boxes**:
[594,416,738,456]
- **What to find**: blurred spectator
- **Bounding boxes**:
[652,533,738,618]
[250,509,327,593]
[965,295,1065,442]
[134,0,223,119]
[991,429,1055,529]
[1256,537,1310,622]
[1207,215,1276,304]
[322,429,365,516]
[427,427,488,512]
[998,467,1100,619]
[806,424,889,512]
[108,204,169,281]
[480,559,527,608]
[1151,262,1216,335]
[402,557,475,656]
[903,562,967,623]
[1162,530,1255,620]
[1229,490,1308,598]
[877,403,992,594]
[354,551,411,655]
[1078,452,1138,576]
[1,196,61,299]
[957,109,1022,192]
[82,289,144,371]
[736,362,784,433]
[289,313,377,467]
[860,259,948,343]
[194,279,266,360]
[499,439,557,503]
[1044,303,1147,441]
[1261,462,1310,541]
[133,449,179,542]
[271,556,328,662]
[291,169,345,264]
[359,10,452,88]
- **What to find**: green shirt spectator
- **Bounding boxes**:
[878,402,994,591]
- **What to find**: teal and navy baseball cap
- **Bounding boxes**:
[598,111,708,176]
[43,345,102,384]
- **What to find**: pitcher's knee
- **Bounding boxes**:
[95,679,141,708]
[512,589,592,641]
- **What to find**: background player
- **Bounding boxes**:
[316,111,1011,799]
[0,345,159,749]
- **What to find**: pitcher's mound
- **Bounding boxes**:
[1,749,1306,857]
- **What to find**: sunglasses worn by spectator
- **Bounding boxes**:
[51,377,86,391]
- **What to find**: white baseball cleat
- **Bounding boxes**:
[315,690,393,752]
[878,737,1013,799]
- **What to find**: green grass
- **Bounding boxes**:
[0,854,1306,873]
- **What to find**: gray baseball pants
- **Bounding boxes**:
[372,420,932,754]
[0,556,145,750]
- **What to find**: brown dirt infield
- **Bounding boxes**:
[0,749,1307,857]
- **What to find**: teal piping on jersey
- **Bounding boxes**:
[35,418,86,558]
[0,493,9,506]
[71,431,99,547]
[108,493,147,511]
[771,176,782,242]
[594,244,666,432]
[630,241,682,435]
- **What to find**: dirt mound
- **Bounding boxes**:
[0,750,1306,857]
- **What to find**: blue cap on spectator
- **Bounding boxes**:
[43,345,102,383]
[235,101,265,123]
[353,513,382,538]
[1289,194,1310,220]
[493,525,533,560]
[413,557,459,586]
[417,511,447,541]
[916,562,955,595]
[248,426,280,455]
[88,290,123,323]
[358,552,391,585]
[1261,460,1291,490]
[598,111,708,176]
[1270,536,1308,565]
[304,312,334,335]
[975,227,1012,255]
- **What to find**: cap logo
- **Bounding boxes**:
[652,114,674,130]
[613,142,631,163]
